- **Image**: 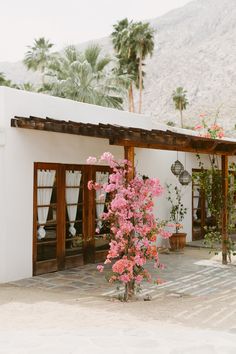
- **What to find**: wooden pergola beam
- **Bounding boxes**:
[124,146,135,181]
[221,155,229,265]
[11,116,236,156]
[110,138,234,156]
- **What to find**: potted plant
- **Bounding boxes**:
[166,184,187,251]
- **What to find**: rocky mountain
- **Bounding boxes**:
[1,0,236,132]
[144,0,236,132]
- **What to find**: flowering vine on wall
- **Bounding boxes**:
[87,152,171,301]
[194,114,224,139]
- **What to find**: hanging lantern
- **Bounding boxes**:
[179,170,192,185]
[171,160,184,176]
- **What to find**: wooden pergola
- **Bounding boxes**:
[11,115,236,264]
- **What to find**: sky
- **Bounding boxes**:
[0,0,192,62]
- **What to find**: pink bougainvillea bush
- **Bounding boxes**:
[87,152,171,301]
[194,114,224,139]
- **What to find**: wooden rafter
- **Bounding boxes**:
[11,116,236,156]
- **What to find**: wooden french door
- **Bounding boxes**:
[33,162,110,275]
[192,169,236,242]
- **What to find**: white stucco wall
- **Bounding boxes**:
[0,87,170,283]
[136,149,213,241]
[1,87,233,283]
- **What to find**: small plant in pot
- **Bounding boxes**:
[166,184,187,251]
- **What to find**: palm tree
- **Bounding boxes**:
[112,19,140,112]
[23,37,54,85]
[44,45,125,109]
[111,19,155,114]
[130,22,155,114]
[0,72,17,88]
[18,82,36,92]
[172,87,189,128]
[112,19,135,112]
[0,72,9,86]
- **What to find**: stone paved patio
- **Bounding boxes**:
[7,248,236,302]
[1,247,236,338]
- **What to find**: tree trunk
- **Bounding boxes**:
[41,66,45,87]
[128,84,135,112]
[138,56,143,114]
[124,280,135,301]
[180,108,183,128]
[130,83,135,113]
[128,87,131,112]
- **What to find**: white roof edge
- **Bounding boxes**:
[2,87,236,143]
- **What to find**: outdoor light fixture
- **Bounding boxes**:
[178,153,192,185]
[179,170,192,185]
[171,152,184,176]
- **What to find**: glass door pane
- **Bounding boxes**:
[94,170,110,259]
[36,169,57,261]
[192,182,202,240]
[65,169,84,256]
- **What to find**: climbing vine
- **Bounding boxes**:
[192,154,236,260]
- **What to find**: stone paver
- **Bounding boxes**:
[3,247,236,330]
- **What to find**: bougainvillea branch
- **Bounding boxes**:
[87,152,171,301]
[194,114,224,139]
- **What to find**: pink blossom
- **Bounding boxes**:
[87,152,166,296]
[119,274,131,283]
[134,254,145,266]
[135,275,143,284]
[156,278,165,285]
[104,259,111,264]
[159,229,172,239]
[194,124,203,130]
[100,152,114,163]
[87,180,94,190]
[109,275,117,283]
[97,265,104,272]
[112,258,134,275]
[93,182,101,191]
[86,156,97,164]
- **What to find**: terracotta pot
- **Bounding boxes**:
[169,232,187,251]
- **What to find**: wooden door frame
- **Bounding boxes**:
[192,168,236,241]
[33,162,61,275]
[63,164,86,269]
[33,162,110,275]
[91,165,111,263]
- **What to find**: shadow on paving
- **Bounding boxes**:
[1,247,236,331]
[2,247,235,300]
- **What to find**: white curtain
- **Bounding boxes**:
[37,170,56,240]
[96,172,109,230]
[66,170,82,236]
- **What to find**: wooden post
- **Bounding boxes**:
[124,146,135,180]
[221,155,228,265]
[124,146,135,300]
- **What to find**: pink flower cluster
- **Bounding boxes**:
[194,114,224,139]
[88,152,169,292]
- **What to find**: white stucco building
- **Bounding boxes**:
[0,87,234,283]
